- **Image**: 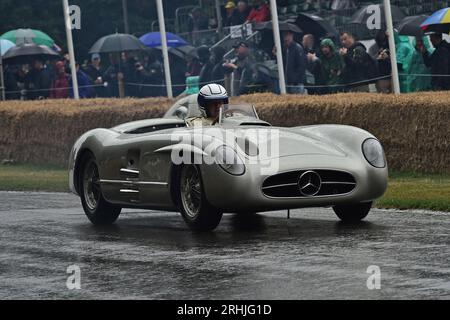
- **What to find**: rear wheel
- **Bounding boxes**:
[178,165,223,231]
[79,153,121,225]
[333,202,372,222]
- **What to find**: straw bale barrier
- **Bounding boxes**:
[0,92,448,173]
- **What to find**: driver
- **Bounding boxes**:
[186,83,229,127]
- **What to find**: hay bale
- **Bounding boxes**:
[0,93,449,173]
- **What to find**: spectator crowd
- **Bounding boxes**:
[2,0,450,100]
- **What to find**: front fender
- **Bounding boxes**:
[68,128,118,195]
[293,124,382,161]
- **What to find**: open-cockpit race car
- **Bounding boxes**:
[69,89,387,231]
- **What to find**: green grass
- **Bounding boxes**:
[0,163,69,193]
[0,164,449,212]
[376,171,450,212]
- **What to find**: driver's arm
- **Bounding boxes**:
[186,117,215,127]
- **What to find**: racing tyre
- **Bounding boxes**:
[333,202,372,222]
[79,152,121,225]
[178,165,223,231]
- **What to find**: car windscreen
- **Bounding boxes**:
[220,104,259,123]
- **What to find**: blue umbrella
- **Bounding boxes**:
[0,39,15,56]
[139,32,188,48]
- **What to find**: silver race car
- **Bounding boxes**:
[69,94,388,231]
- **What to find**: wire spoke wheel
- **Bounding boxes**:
[177,165,223,231]
[83,161,101,211]
[79,152,121,226]
[181,165,202,218]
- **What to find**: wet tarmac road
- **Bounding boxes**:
[0,191,449,300]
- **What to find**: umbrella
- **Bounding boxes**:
[0,28,55,47]
[254,21,302,33]
[396,15,428,37]
[294,13,339,40]
[421,7,450,34]
[139,32,188,48]
[2,43,60,65]
[170,45,198,59]
[152,45,197,60]
[89,33,147,54]
[0,39,15,56]
[350,4,406,25]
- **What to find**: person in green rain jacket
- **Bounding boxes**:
[394,32,414,93]
[178,76,200,97]
[409,36,434,92]
[319,38,345,93]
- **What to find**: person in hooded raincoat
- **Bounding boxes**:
[409,36,434,92]
[319,38,345,93]
[394,32,414,93]
[178,76,200,98]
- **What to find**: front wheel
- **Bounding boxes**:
[79,153,121,225]
[178,165,223,231]
[333,202,372,222]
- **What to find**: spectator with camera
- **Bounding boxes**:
[223,41,257,95]
[339,31,376,92]
[420,33,450,91]
[374,30,392,93]
[84,53,106,97]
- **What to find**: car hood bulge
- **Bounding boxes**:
[217,127,347,160]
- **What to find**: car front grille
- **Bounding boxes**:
[262,170,356,198]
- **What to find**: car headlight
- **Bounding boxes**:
[214,145,245,175]
[362,138,386,168]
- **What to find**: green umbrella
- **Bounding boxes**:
[0,29,55,48]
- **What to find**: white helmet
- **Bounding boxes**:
[197,83,229,117]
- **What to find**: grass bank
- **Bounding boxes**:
[0,164,448,212]
[0,163,69,193]
[376,171,450,212]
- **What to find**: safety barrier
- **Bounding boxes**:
[4,73,449,98]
